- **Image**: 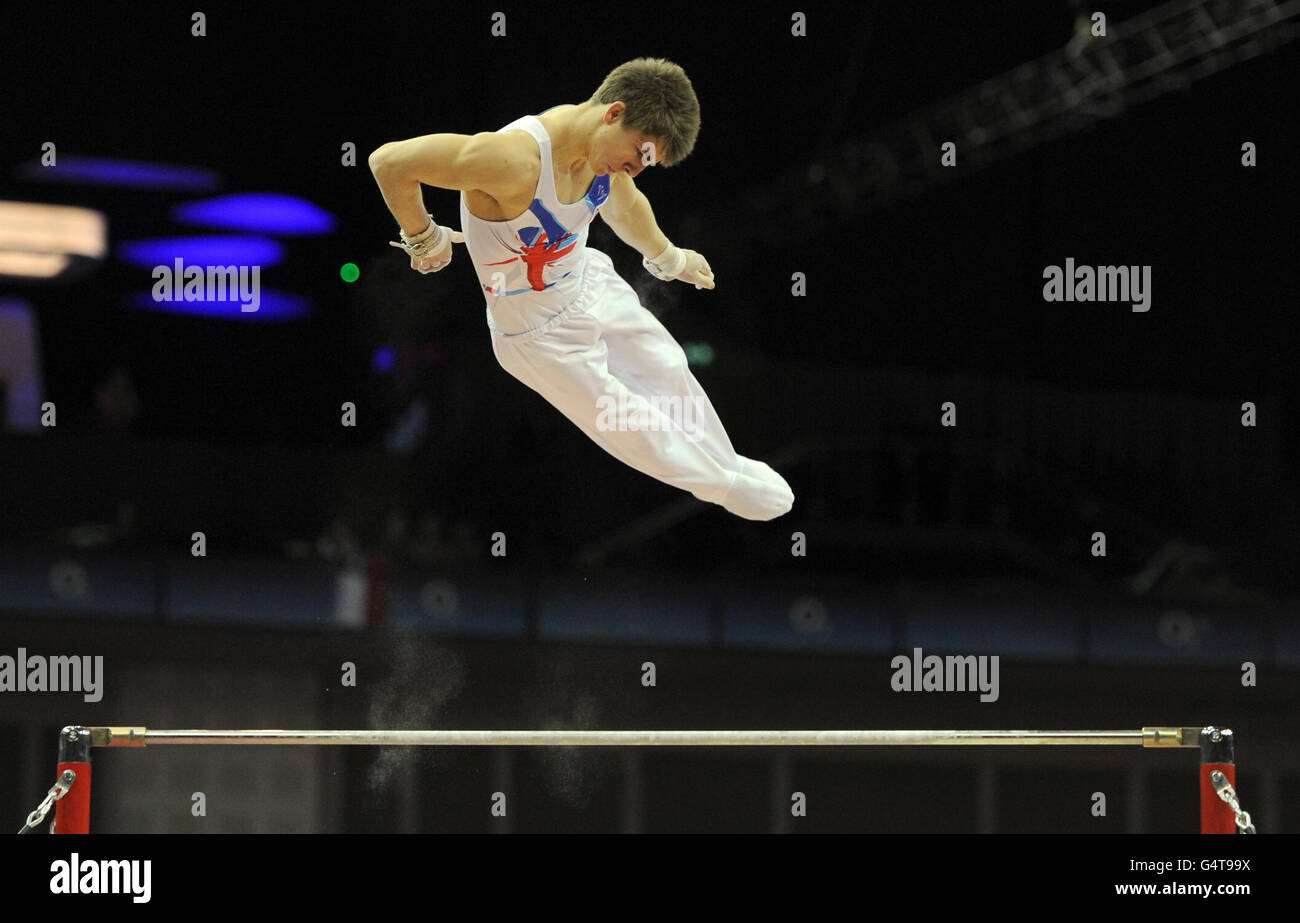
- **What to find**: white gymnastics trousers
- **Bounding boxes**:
[485,247,794,520]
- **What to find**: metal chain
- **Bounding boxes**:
[16,769,76,835]
[1209,770,1257,834]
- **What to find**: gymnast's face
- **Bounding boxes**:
[593,103,663,178]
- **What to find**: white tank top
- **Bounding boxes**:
[459,109,611,316]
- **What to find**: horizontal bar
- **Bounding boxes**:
[86,727,1204,748]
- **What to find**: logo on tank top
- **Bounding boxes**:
[483,177,610,295]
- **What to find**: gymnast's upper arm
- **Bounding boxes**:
[368,131,533,196]
[600,171,641,224]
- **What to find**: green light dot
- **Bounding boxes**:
[340,262,360,283]
[683,342,716,367]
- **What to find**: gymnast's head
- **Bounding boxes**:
[584,57,700,176]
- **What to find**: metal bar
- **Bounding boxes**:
[86,727,1203,748]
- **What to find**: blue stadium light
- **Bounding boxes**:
[117,236,286,269]
[171,193,336,235]
[17,156,221,190]
[125,289,311,322]
[372,344,398,373]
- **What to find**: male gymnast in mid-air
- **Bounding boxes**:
[368,57,793,520]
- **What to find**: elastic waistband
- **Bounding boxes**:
[484,250,607,342]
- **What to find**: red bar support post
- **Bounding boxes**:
[53,726,92,834]
[1199,726,1236,835]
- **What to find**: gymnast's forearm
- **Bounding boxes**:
[368,165,434,239]
[606,191,672,259]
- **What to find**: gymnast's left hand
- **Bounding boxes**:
[677,249,715,290]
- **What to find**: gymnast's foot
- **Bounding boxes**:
[721,468,794,521]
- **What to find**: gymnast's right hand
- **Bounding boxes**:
[388,216,464,274]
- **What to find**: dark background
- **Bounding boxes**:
[1,0,1296,833]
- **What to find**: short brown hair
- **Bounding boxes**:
[590,57,700,167]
